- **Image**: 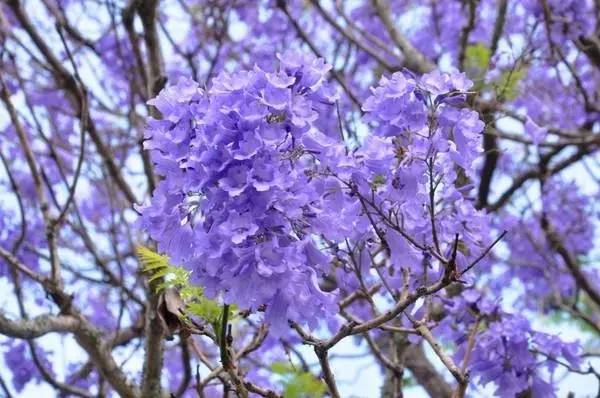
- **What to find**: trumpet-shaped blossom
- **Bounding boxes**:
[139,52,343,334]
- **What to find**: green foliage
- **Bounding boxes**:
[464,43,491,86]
[136,245,234,329]
[270,362,326,398]
[136,245,169,274]
[136,245,190,289]
[494,68,527,101]
[371,174,387,190]
[465,44,491,71]
[463,43,527,101]
[187,298,223,324]
[456,239,470,256]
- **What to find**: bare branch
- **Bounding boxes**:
[370,0,435,73]
[0,313,79,339]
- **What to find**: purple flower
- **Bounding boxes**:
[525,116,548,145]
[3,341,50,392]
[139,52,343,334]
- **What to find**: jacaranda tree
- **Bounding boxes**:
[0,0,599,397]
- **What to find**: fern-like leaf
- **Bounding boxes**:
[136,245,169,272]
[135,245,235,331]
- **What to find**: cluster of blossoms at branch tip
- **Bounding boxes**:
[138,50,585,396]
[138,51,343,334]
[139,49,493,331]
[501,179,597,299]
[441,289,582,398]
[471,313,581,397]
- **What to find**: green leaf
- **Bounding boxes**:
[463,43,526,101]
[494,67,527,101]
[137,245,183,288]
[148,267,171,283]
[456,240,470,256]
[136,245,169,272]
[271,362,294,375]
[284,372,326,398]
[270,362,326,398]
[371,174,387,190]
[465,43,491,71]
[464,43,491,85]
[187,298,223,324]
[136,245,229,326]
[180,284,204,301]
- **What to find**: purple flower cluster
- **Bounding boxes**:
[3,341,49,392]
[0,208,43,278]
[350,67,488,283]
[139,52,342,334]
[470,314,580,397]
[493,178,597,312]
[140,51,496,331]
[362,68,483,176]
[440,289,581,398]
[524,0,594,41]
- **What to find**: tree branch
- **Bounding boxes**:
[371,0,435,73]
[0,313,79,338]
